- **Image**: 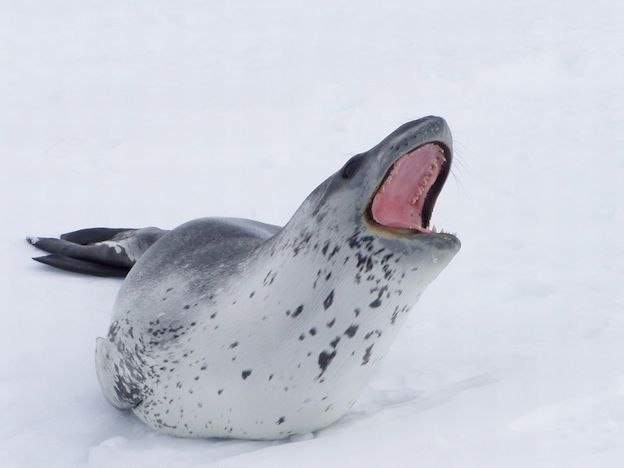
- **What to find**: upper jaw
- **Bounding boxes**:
[371,116,453,160]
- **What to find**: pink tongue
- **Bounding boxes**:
[371,143,445,230]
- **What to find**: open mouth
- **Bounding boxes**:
[369,142,451,233]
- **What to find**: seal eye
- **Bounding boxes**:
[342,155,363,179]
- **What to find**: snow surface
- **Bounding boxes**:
[2,0,624,466]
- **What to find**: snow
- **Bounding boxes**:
[1,0,623,466]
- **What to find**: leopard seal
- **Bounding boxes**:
[28,115,460,439]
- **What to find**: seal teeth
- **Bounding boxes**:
[408,156,442,208]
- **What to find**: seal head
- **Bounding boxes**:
[286,115,459,256]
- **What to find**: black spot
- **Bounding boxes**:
[242,370,252,379]
[321,242,329,256]
[391,308,399,324]
[327,245,340,260]
[276,416,286,425]
[369,298,382,308]
[249,291,255,298]
[323,290,335,310]
[309,327,317,336]
[299,333,305,341]
[382,253,394,264]
[183,305,190,310]
[365,331,374,339]
[330,336,340,348]
[344,324,358,338]
[318,350,336,375]
[354,308,360,317]
[166,287,174,292]
[326,318,336,328]
[229,341,239,348]
[218,389,223,395]
[268,374,274,381]
[362,345,374,365]
[292,305,304,318]
[263,270,277,286]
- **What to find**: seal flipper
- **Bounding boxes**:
[28,234,136,267]
[27,226,167,277]
[60,227,132,245]
[95,337,145,410]
[33,254,129,277]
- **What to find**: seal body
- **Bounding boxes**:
[101,218,457,438]
[33,116,460,439]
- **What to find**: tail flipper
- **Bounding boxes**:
[27,226,167,277]
[60,227,131,245]
[32,254,130,277]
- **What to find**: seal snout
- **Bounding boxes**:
[369,142,451,232]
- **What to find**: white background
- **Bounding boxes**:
[1,1,623,467]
